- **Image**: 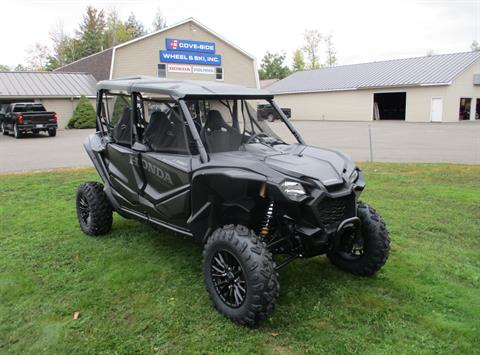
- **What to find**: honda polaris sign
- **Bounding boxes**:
[166,38,215,53]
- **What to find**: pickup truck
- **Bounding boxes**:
[1,102,57,138]
[257,104,291,122]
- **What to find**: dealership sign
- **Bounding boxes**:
[192,66,215,74]
[166,38,215,53]
[168,64,215,75]
[167,64,192,73]
[160,50,221,66]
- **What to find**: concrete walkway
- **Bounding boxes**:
[272,120,480,164]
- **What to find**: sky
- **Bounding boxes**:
[1,0,479,68]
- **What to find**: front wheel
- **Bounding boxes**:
[328,201,390,276]
[76,182,113,236]
[203,225,279,326]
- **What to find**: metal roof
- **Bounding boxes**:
[0,72,97,97]
[268,52,480,94]
[97,76,273,99]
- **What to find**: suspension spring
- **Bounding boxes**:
[260,201,274,237]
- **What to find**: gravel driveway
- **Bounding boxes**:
[1,121,479,174]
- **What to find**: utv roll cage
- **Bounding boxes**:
[95,77,305,163]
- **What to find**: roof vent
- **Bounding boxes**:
[474,74,480,85]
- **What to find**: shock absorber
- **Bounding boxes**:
[260,201,275,237]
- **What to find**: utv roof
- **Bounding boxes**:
[97,76,274,100]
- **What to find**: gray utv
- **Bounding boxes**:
[76,77,390,326]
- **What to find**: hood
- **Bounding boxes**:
[264,145,353,186]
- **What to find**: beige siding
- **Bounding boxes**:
[37,98,75,128]
[37,98,96,128]
[273,76,480,123]
[112,21,256,88]
[443,61,480,122]
[273,90,374,121]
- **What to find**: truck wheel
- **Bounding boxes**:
[13,124,22,139]
[76,182,113,236]
[327,201,390,276]
[1,122,8,135]
[48,128,57,137]
[203,225,279,326]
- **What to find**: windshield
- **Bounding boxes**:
[184,99,295,153]
[13,104,46,112]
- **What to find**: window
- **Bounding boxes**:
[215,67,223,81]
[459,98,472,120]
[157,64,166,78]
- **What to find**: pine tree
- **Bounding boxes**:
[152,9,167,31]
[292,49,305,72]
[68,96,96,129]
[77,6,106,57]
[126,13,146,38]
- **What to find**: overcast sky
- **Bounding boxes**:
[1,0,479,68]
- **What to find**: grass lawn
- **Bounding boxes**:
[0,163,479,354]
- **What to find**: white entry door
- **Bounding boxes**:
[430,98,443,122]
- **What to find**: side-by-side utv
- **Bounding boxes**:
[76,77,390,326]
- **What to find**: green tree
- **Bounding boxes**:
[302,29,322,69]
[46,23,84,70]
[103,10,134,48]
[25,43,50,71]
[324,35,337,67]
[152,9,167,31]
[14,64,28,71]
[77,6,106,57]
[125,13,146,38]
[0,64,10,72]
[258,52,291,80]
[292,49,305,72]
[68,96,96,129]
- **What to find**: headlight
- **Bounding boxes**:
[349,169,359,184]
[280,180,306,201]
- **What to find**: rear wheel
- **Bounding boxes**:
[48,128,57,137]
[203,225,279,326]
[13,124,22,139]
[1,121,8,135]
[76,182,113,236]
[328,201,390,276]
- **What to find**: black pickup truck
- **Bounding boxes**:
[1,103,57,138]
[257,103,291,122]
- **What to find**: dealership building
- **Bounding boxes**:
[0,18,258,128]
[1,18,479,127]
[268,51,480,122]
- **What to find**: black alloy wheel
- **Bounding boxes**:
[210,249,247,308]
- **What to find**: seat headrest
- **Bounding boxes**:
[150,110,167,122]
[206,110,226,131]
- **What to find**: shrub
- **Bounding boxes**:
[68,96,96,129]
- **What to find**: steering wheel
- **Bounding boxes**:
[245,132,270,144]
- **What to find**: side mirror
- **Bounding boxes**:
[132,142,149,152]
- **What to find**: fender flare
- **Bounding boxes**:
[188,168,267,242]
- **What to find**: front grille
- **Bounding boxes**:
[317,195,353,226]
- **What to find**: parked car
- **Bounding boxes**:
[76,78,390,326]
[257,103,291,121]
[1,102,57,138]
